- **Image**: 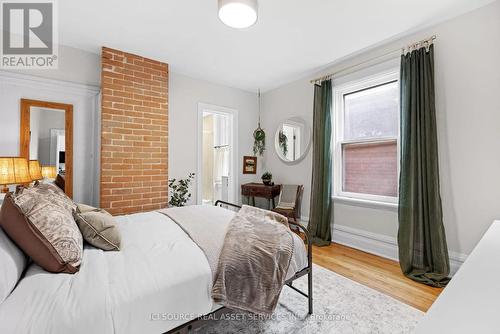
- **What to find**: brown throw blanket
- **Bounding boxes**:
[159,205,294,315]
[212,205,294,315]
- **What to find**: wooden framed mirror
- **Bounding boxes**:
[20,99,73,198]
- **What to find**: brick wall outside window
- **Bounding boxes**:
[100,47,168,215]
[343,141,397,197]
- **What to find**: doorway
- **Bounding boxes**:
[197,103,238,205]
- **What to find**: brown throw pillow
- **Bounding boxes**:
[54,174,65,192]
[0,188,82,274]
[73,210,121,251]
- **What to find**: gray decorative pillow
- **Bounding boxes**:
[76,203,99,213]
[73,210,121,251]
[13,183,83,271]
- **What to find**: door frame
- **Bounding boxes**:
[197,103,238,205]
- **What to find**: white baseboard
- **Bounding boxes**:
[332,224,399,260]
[300,216,467,276]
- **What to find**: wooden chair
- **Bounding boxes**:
[272,185,304,225]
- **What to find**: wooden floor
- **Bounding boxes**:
[312,243,443,312]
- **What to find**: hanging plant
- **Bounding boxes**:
[278,130,288,156]
[252,89,265,156]
[253,127,266,156]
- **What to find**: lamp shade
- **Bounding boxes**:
[13,158,32,183]
[29,160,43,181]
[41,166,57,179]
[0,157,32,185]
[0,157,15,185]
[0,157,31,193]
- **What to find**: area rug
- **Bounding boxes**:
[196,264,423,333]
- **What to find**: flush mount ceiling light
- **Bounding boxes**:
[218,0,258,29]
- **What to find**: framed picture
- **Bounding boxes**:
[243,156,257,174]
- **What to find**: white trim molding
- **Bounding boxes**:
[333,196,398,211]
[300,216,467,276]
[0,70,100,96]
[332,223,398,260]
[196,102,239,205]
[332,224,467,276]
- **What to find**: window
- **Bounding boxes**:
[333,70,399,204]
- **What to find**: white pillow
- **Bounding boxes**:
[0,226,27,303]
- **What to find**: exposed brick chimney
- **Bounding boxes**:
[100,47,168,215]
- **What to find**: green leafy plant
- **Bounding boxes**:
[278,130,288,156]
[262,172,272,180]
[261,172,272,185]
[168,173,195,207]
[253,127,266,156]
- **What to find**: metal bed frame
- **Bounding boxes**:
[166,200,313,334]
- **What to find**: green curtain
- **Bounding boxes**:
[308,80,333,247]
[398,44,450,287]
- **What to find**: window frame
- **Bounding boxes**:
[332,68,400,205]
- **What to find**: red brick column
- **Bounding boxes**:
[100,47,168,215]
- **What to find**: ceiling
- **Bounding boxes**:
[58,0,494,92]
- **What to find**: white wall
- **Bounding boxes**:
[261,0,500,258]
[4,45,100,87]
[0,45,260,206]
[0,71,100,204]
[168,72,259,205]
[0,45,101,203]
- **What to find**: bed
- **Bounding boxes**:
[0,202,311,334]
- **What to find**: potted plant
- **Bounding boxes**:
[261,172,272,186]
[168,173,195,207]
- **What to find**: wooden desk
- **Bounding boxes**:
[241,182,281,209]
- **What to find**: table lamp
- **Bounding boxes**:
[28,160,43,181]
[41,166,57,179]
[0,157,32,193]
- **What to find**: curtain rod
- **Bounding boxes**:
[310,35,436,84]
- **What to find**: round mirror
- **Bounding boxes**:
[274,117,311,163]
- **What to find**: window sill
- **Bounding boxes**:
[332,196,398,211]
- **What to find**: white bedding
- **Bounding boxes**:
[0,209,307,334]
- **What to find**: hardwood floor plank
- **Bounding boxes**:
[311,242,442,312]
